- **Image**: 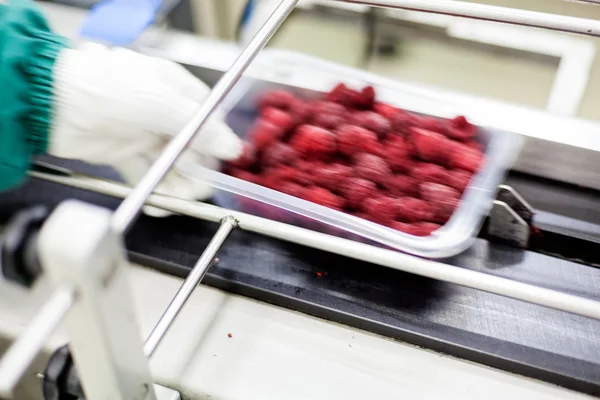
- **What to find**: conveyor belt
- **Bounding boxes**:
[2,170,600,396]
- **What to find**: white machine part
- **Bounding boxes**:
[4,1,600,399]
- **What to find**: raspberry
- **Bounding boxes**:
[341,177,377,208]
[249,118,285,149]
[288,100,311,125]
[258,90,297,111]
[383,175,419,197]
[413,222,441,236]
[390,110,422,134]
[449,143,484,172]
[447,169,472,193]
[228,142,257,169]
[278,181,306,198]
[353,86,376,109]
[420,182,460,223]
[353,153,392,184]
[308,100,348,117]
[326,83,359,107]
[381,136,413,173]
[261,143,298,167]
[350,111,391,136]
[395,197,434,222]
[336,124,379,156]
[315,163,353,190]
[411,163,450,184]
[311,113,347,130]
[290,125,337,157]
[419,117,446,134]
[420,182,460,203]
[373,102,398,119]
[399,222,441,236]
[410,127,451,164]
[361,196,399,223]
[465,140,483,151]
[354,212,378,223]
[446,115,477,141]
[261,107,294,131]
[263,165,310,186]
[303,186,345,210]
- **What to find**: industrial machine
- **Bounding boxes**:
[3,1,600,399]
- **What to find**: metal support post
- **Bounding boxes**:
[37,200,157,400]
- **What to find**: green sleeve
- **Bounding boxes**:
[0,0,67,191]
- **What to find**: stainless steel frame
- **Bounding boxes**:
[4,0,600,398]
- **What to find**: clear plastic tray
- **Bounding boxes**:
[181,77,522,259]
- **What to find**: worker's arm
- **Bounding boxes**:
[0,0,67,191]
[0,0,242,215]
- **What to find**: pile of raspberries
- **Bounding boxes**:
[225,83,484,237]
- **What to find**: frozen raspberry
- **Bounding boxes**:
[315,163,353,190]
[229,169,260,184]
[353,86,376,109]
[390,110,422,134]
[447,169,472,193]
[383,175,419,197]
[261,107,294,131]
[249,118,285,149]
[228,142,257,169]
[420,182,460,203]
[278,181,306,198]
[311,113,347,130]
[303,186,345,210]
[411,163,450,184]
[414,222,441,236]
[390,221,411,233]
[419,117,446,134]
[353,212,381,224]
[296,159,326,172]
[263,165,310,186]
[288,100,311,125]
[400,222,441,236]
[351,111,391,136]
[449,143,484,172]
[420,182,460,223]
[341,177,377,208]
[373,102,398,119]
[353,153,392,184]
[290,125,337,157]
[445,115,477,141]
[326,83,359,107]
[410,127,451,164]
[465,140,483,151]
[380,136,413,173]
[258,90,297,111]
[361,196,400,224]
[336,124,379,156]
[308,100,348,117]
[261,143,298,167]
[395,197,434,222]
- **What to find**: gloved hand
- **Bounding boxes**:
[48,43,242,216]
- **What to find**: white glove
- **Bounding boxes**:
[49,43,243,216]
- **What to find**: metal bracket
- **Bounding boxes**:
[487,185,535,248]
[37,200,158,400]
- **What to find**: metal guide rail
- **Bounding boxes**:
[3,1,600,399]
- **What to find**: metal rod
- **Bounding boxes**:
[30,173,600,322]
[110,0,298,235]
[0,288,75,398]
[337,0,600,37]
[144,217,237,357]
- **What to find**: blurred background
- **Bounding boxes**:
[40,0,600,120]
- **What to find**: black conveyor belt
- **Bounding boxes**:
[2,169,600,396]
